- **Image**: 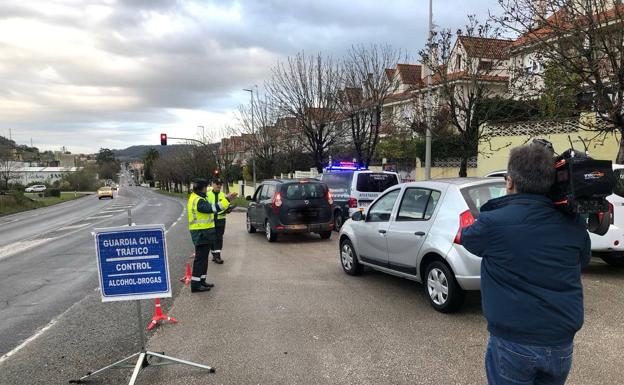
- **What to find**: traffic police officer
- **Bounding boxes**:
[207,179,236,263]
[187,179,235,293]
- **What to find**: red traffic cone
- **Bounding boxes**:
[147,299,178,331]
[179,262,192,285]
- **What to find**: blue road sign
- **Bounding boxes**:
[95,225,171,302]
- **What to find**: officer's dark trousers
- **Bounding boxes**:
[213,219,226,257]
[192,244,211,280]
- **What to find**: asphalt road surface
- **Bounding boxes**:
[2,203,624,384]
[0,175,187,383]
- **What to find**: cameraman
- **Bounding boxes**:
[461,143,591,385]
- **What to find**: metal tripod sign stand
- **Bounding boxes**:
[70,210,215,384]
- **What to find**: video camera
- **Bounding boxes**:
[533,139,616,235]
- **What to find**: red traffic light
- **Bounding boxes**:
[160,133,167,146]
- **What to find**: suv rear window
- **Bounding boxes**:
[461,182,506,216]
[283,183,326,200]
[356,173,398,193]
[321,172,352,195]
[613,169,624,198]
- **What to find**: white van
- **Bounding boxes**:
[319,164,400,230]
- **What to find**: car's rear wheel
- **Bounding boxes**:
[599,253,624,267]
[340,239,362,275]
[424,261,465,313]
[319,231,332,240]
[265,220,277,242]
[333,211,343,232]
[246,215,256,233]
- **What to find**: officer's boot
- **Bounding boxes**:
[190,278,211,293]
[200,276,215,288]
[212,251,224,264]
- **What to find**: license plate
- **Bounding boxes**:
[359,202,371,208]
[288,224,308,230]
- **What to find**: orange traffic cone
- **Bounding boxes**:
[179,253,195,286]
[179,262,192,285]
[147,299,178,331]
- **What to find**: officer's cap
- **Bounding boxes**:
[192,178,209,189]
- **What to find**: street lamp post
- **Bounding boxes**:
[243,88,257,188]
[424,0,433,180]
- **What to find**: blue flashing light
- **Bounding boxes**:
[324,161,368,171]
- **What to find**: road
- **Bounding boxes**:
[0,176,185,360]
[2,202,624,384]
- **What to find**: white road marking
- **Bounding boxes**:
[56,223,92,232]
[85,214,114,220]
[102,209,126,213]
[0,238,57,261]
[165,209,186,234]
[0,317,58,364]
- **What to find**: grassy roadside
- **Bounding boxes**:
[0,192,92,216]
[154,189,250,207]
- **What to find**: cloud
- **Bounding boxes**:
[0,0,500,153]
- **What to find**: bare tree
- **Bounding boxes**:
[237,94,283,178]
[422,16,515,176]
[338,44,409,167]
[0,143,19,189]
[196,126,239,193]
[267,52,342,172]
[494,0,624,161]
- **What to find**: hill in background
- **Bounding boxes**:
[113,144,193,161]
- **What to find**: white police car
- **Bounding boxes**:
[319,162,400,231]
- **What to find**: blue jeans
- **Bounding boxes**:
[486,335,574,385]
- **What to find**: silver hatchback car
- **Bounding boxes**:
[339,178,506,313]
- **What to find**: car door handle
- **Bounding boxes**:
[414,231,426,236]
[378,229,387,234]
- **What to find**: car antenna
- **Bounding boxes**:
[567,135,576,158]
[577,135,589,155]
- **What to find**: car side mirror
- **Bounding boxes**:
[246,195,252,201]
[351,211,365,221]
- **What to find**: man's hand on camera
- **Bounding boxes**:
[227,192,238,201]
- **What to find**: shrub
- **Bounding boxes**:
[45,189,61,197]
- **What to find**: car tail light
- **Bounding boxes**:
[347,197,357,208]
[326,190,334,205]
[272,192,282,213]
[454,210,475,244]
[598,202,615,225]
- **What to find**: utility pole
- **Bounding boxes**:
[243,88,257,188]
[424,0,433,180]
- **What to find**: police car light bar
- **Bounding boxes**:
[325,161,368,171]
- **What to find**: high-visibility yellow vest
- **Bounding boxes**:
[187,192,215,230]
[207,190,230,220]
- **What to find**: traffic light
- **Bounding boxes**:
[213,169,220,177]
[160,133,167,146]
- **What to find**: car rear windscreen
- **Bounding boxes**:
[613,169,624,198]
[321,172,353,195]
[461,182,506,216]
[356,173,398,192]
[283,183,326,200]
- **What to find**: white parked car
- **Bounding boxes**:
[25,185,47,192]
[591,164,624,267]
[339,178,506,313]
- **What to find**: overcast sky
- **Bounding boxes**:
[0,0,501,154]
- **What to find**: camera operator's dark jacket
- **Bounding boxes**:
[461,193,591,346]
